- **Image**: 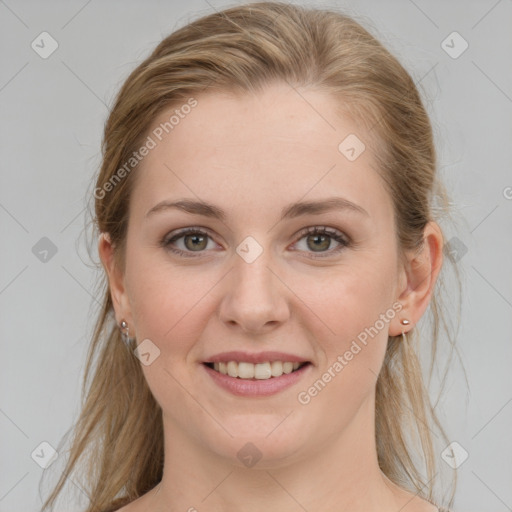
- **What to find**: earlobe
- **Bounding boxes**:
[98,233,132,325]
[389,221,444,337]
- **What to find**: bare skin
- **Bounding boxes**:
[99,81,443,512]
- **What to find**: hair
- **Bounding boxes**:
[41,2,463,511]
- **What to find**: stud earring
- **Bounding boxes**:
[400,318,410,342]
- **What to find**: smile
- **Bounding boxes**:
[205,361,309,379]
[202,360,312,397]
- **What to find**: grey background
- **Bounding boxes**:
[1,0,511,511]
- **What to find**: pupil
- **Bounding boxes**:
[186,234,206,251]
[309,234,329,251]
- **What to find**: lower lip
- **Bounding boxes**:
[202,363,312,397]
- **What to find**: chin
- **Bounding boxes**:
[206,414,312,469]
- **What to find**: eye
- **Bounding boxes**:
[161,228,218,258]
[292,226,350,258]
[161,226,350,259]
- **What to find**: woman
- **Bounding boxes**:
[41,2,461,511]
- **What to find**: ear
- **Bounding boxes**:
[389,221,444,336]
[98,233,133,328]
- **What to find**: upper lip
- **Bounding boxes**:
[204,351,311,364]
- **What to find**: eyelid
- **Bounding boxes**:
[295,225,349,244]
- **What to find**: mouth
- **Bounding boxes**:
[203,360,311,380]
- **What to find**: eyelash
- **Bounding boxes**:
[160,226,351,259]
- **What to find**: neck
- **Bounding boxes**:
[151,394,414,512]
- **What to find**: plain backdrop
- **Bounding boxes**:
[0,1,511,511]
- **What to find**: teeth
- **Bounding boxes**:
[283,362,294,374]
[254,363,271,379]
[238,362,254,379]
[211,361,303,379]
[271,361,283,377]
[227,361,238,378]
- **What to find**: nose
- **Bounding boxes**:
[217,250,290,334]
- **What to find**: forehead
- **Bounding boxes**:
[131,82,393,225]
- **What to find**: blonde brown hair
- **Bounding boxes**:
[41,2,462,510]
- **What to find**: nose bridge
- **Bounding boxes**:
[218,242,289,332]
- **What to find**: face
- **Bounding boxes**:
[102,81,424,468]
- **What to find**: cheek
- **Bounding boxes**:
[124,256,217,412]
[125,252,218,353]
[295,268,394,427]
[291,255,397,397]
[292,256,397,341]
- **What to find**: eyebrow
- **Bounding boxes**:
[145,197,369,221]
